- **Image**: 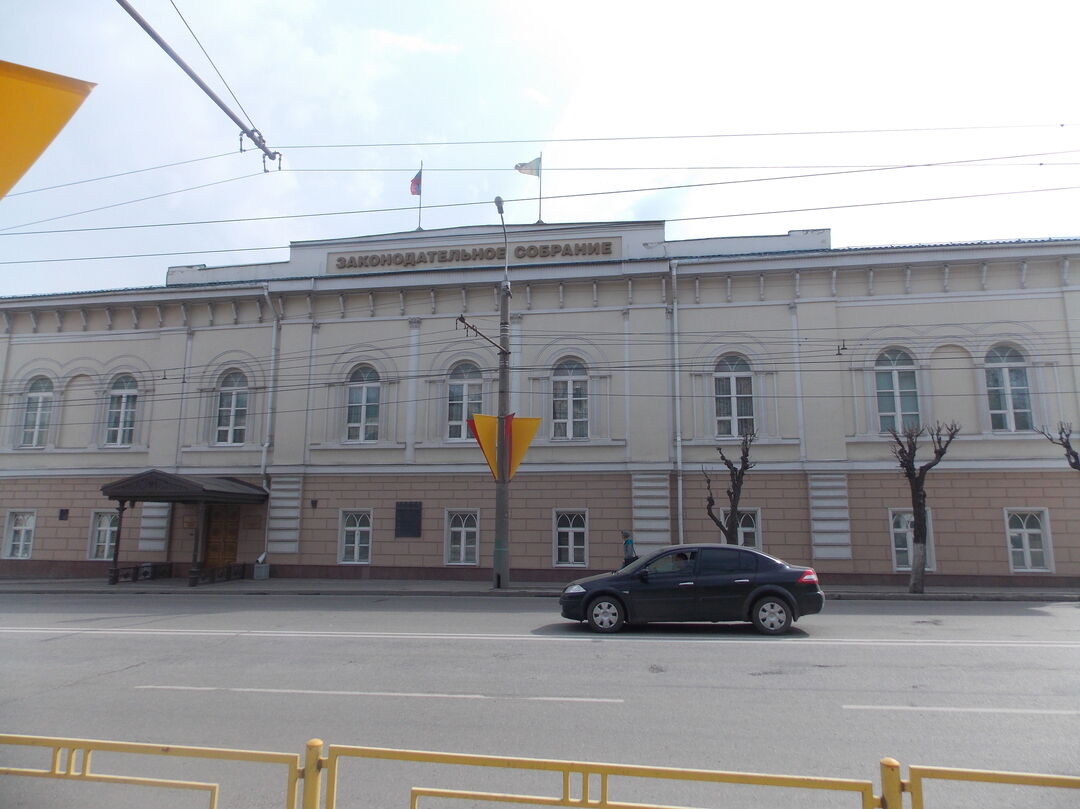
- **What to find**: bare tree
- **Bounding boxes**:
[1036,422,1080,472]
[887,421,961,594]
[704,431,756,544]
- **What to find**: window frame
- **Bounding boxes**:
[1003,508,1053,573]
[874,349,920,433]
[89,510,119,560]
[446,361,483,441]
[984,345,1033,432]
[345,364,381,443]
[20,376,53,448]
[103,374,138,447]
[215,370,249,445]
[553,509,588,567]
[887,508,936,572]
[551,358,589,440]
[445,509,480,566]
[719,507,762,549]
[340,509,373,564]
[4,510,36,559]
[713,354,755,437]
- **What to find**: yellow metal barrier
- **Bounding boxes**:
[0,732,315,809]
[907,763,1080,809]
[5,733,1080,809]
[322,745,881,809]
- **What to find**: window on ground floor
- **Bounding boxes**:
[340,510,372,564]
[889,509,935,572]
[89,511,119,560]
[4,511,35,559]
[720,508,760,548]
[445,510,479,565]
[1005,509,1052,572]
[554,510,587,567]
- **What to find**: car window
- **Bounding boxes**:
[699,547,758,574]
[644,550,697,575]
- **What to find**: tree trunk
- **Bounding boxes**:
[908,484,929,594]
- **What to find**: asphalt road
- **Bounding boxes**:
[1,593,1078,809]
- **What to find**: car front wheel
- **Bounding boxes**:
[751,596,792,635]
[586,596,625,633]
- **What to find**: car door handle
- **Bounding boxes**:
[734,579,750,583]
[678,581,694,586]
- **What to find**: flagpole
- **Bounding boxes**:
[537,151,543,224]
[416,160,423,230]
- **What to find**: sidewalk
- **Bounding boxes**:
[0,576,1075,601]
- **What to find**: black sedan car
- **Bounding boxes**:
[559,544,824,635]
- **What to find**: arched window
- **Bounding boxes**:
[875,349,919,432]
[346,365,380,442]
[552,358,589,439]
[446,511,479,565]
[447,362,482,439]
[714,355,754,436]
[21,377,53,448]
[90,511,119,559]
[104,374,138,446]
[985,346,1032,431]
[215,370,249,445]
[341,511,372,564]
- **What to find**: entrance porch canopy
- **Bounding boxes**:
[101,469,268,505]
[100,469,267,585]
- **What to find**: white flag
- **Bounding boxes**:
[514,156,541,176]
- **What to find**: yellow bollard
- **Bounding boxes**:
[880,758,904,809]
[302,739,323,809]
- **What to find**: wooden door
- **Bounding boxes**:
[203,506,239,568]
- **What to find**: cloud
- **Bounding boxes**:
[368,30,460,55]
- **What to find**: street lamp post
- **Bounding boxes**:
[493,197,511,588]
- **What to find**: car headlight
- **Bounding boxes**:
[563,584,586,595]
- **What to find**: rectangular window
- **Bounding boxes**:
[346,385,380,441]
[341,510,372,564]
[104,393,137,445]
[4,511,35,559]
[554,510,587,566]
[1005,509,1052,572]
[89,511,119,560]
[889,509,935,571]
[720,508,760,548]
[216,390,248,444]
[446,510,479,565]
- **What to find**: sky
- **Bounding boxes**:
[2,0,1080,298]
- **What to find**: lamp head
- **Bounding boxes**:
[494,196,504,215]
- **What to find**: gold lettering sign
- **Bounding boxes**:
[328,239,620,273]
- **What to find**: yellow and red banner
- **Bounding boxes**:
[0,61,95,199]
[468,414,541,480]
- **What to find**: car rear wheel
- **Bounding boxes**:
[586,596,625,633]
[751,596,792,635]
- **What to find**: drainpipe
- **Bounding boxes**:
[261,287,281,557]
[173,326,194,471]
[789,302,807,462]
[669,260,686,545]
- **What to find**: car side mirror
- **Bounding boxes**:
[638,569,649,582]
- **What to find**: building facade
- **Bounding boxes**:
[1,221,1078,586]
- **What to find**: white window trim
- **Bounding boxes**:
[446,365,484,442]
[719,507,762,549]
[444,508,480,566]
[1003,507,1054,573]
[983,347,1034,433]
[552,509,588,567]
[88,510,119,560]
[873,350,921,434]
[4,509,36,559]
[339,509,373,565]
[713,357,755,438]
[888,508,936,572]
[551,360,590,440]
[103,378,139,447]
[344,374,382,443]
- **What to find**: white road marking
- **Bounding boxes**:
[1,626,1079,649]
[136,685,623,703]
[844,705,1080,716]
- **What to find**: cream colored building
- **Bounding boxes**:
[1,221,1078,586]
